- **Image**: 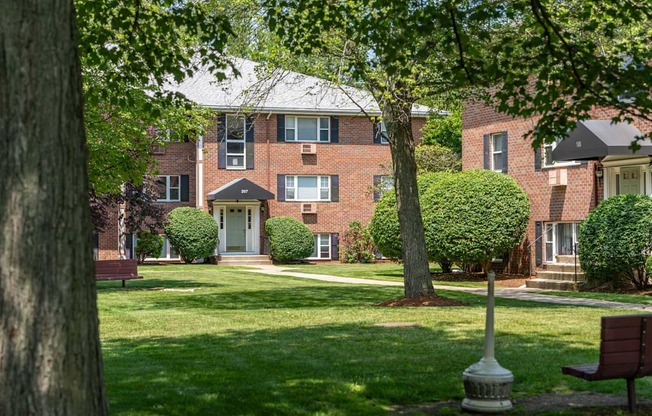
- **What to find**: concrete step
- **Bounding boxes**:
[526,278,580,291]
[556,255,580,265]
[536,270,586,282]
[218,255,272,266]
[545,262,584,273]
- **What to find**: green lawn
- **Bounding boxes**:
[98,264,652,415]
[278,262,440,283]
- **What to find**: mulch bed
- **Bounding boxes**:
[375,272,531,307]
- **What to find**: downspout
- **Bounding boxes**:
[266,112,272,190]
[196,135,204,211]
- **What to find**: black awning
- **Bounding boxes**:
[552,120,648,161]
[207,178,275,201]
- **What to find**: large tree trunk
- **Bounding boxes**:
[0,1,108,415]
[383,101,436,297]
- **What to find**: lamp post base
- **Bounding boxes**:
[462,359,513,413]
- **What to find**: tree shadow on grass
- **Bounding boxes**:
[102,323,652,416]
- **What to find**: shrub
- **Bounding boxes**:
[369,172,452,263]
[579,194,652,289]
[134,230,163,264]
[414,143,461,174]
[421,169,530,272]
[341,221,376,263]
[164,207,218,263]
[264,216,314,262]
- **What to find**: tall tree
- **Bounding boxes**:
[0,1,108,414]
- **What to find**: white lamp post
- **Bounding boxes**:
[462,269,514,412]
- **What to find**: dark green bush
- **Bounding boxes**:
[579,194,652,289]
[135,230,163,264]
[421,169,530,271]
[164,207,218,263]
[341,221,376,263]
[264,216,314,262]
[369,173,451,262]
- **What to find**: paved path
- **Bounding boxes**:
[244,264,652,311]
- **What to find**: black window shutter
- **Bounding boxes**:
[330,175,339,202]
[373,175,381,201]
[277,174,286,202]
[180,175,190,202]
[501,131,509,173]
[373,121,381,144]
[483,134,490,169]
[277,114,285,142]
[535,221,543,266]
[218,114,226,169]
[126,233,133,259]
[534,147,542,172]
[330,116,339,143]
[246,115,255,169]
[331,233,339,261]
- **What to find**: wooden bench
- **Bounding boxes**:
[95,259,143,288]
[561,314,652,412]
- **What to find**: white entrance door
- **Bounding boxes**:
[226,207,246,251]
[620,167,641,195]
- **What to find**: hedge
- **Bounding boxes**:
[164,207,218,263]
[265,216,314,262]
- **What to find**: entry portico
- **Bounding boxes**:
[207,178,274,255]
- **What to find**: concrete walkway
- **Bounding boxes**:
[244,264,652,312]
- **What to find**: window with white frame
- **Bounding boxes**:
[133,235,180,260]
[544,222,580,262]
[543,137,578,167]
[379,121,388,144]
[226,114,246,169]
[285,175,330,201]
[157,175,180,202]
[286,116,330,142]
[491,133,504,172]
[310,233,331,259]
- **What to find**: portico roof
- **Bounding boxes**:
[207,178,274,201]
[552,120,649,161]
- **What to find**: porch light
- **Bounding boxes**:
[595,164,603,178]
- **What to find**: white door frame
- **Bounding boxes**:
[213,201,260,254]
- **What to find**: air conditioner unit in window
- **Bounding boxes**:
[151,145,166,155]
[301,202,317,214]
[300,143,317,154]
[548,169,568,186]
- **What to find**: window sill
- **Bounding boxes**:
[542,162,581,169]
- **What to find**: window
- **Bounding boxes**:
[491,133,503,172]
[310,234,331,259]
[226,115,246,169]
[157,175,180,202]
[132,235,180,260]
[378,121,388,144]
[286,116,330,142]
[373,175,394,201]
[544,222,580,262]
[285,176,330,201]
[543,138,579,168]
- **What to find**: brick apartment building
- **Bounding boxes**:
[462,99,652,277]
[95,59,428,261]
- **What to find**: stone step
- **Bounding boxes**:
[525,278,580,291]
[545,262,584,273]
[556,254,580,265]
[218,255,272,266]
[536,270,586,282]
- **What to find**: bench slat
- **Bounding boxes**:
[94,260,141,287]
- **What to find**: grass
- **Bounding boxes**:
[98,264,652,415]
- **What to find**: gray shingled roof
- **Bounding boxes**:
[167,58,433,117]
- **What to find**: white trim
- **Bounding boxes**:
[308,233,331,260]
[285,175,331,201]
[213,202,260,254]
[157,175,181,202]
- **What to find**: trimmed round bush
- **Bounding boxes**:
[164,207,218,263]
[579,194,652,289]
[265,216,314,262]
[135,230,163,264]
[369,173,451,260]
[421,169,530,271]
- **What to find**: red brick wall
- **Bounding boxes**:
[463,99,652,274]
